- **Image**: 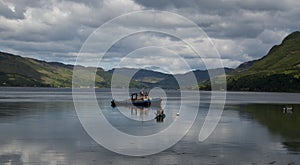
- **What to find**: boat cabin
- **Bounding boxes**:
[131,91,149,101]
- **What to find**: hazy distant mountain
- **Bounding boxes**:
[108,68,171,83]
[108,68,179,89]
[108,67,232,89]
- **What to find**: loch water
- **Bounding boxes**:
[0,87,299,164]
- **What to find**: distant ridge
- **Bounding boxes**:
[0,51,229,89]
[1,31,300,92]
[109,67,232,89]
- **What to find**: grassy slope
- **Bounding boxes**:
[0,51,147,88]
[226,31,300,92]
[2,30,300,91]
[0,52,112,87]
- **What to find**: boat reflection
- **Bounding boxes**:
[115,105,165,123]
[154,109,166,123]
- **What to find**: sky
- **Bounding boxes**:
[0,0,299,74]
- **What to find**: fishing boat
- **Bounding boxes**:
[111,91,162,107]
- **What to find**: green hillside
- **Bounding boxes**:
[2,30,300,92]
[0,52,112,87]
[227,31,300,92]
[0,51,212,89]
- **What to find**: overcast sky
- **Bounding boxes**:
[0,0,299,73]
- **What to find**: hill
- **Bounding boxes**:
[109,68,232,89]
[0,52,112,87]
[2,31,300,92]
[0,51,229,89]
[226,31,300,92]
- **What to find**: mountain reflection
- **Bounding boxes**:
[236,104,300,154]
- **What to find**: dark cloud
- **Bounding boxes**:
[134,0,289,12]
[0,1,25,19]
[133,0,300,39]
[0,0,299,72]
[237,0,289,11]
[133,0,236,12]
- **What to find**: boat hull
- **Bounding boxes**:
[111,98,162,107]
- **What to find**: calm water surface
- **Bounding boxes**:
[0,87,299,165]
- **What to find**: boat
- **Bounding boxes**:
[111,91,162,107]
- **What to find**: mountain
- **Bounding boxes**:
[0,51,113,87]
[226,31,300,92]
[108,68,171,83]
[2,31,299,91]
[0,51,229,89]
[109,67,232,89]
[233,60,258,73]
[109,68,180,89]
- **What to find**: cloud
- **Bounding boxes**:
[237,0,289,11]
[0,0,299,73]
